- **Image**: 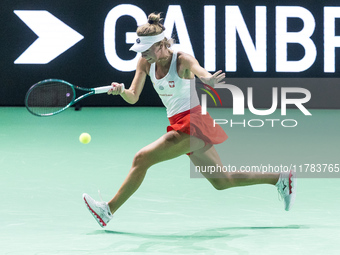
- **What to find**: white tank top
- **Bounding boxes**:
[149,51,200,117]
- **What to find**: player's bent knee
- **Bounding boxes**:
[211,181,225,190]
[209,178,232,190]
[132,148,159,169]
[132,149,150,168]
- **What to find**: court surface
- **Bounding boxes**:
[1,107,339,255]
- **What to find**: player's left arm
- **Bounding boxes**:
[179,52,225,87]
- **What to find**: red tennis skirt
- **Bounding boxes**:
[167,105,228,145]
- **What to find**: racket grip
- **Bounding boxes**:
[94,84,125,94]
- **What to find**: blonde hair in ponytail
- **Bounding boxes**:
[136,12,174,49]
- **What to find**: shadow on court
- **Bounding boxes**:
[87,224,306,238]
[84,226,308,254]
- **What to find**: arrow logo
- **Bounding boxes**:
[14,10,84,64]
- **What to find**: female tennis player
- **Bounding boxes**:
[83,13,296,227]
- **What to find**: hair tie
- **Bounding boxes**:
[148,20,154,24]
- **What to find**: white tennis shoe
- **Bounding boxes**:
[83,193,113,227]
[276,170,297,211]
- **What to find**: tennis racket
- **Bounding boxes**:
[25,79,124,117]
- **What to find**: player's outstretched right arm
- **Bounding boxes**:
[108,57,149,105]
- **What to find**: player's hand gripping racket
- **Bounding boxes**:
[25,79,124,117]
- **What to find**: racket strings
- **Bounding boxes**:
[26,82,74,116]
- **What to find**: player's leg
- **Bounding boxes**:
[84,130,204,226]
[189,145,296,211]
[189,145,279,189]
[107,130,205,214]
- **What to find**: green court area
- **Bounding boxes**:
[0,107,339,254]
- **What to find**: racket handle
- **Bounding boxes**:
[94,83,125,94]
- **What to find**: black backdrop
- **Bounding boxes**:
[1,0,339,108]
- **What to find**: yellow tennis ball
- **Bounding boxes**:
[79,133,91,144]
